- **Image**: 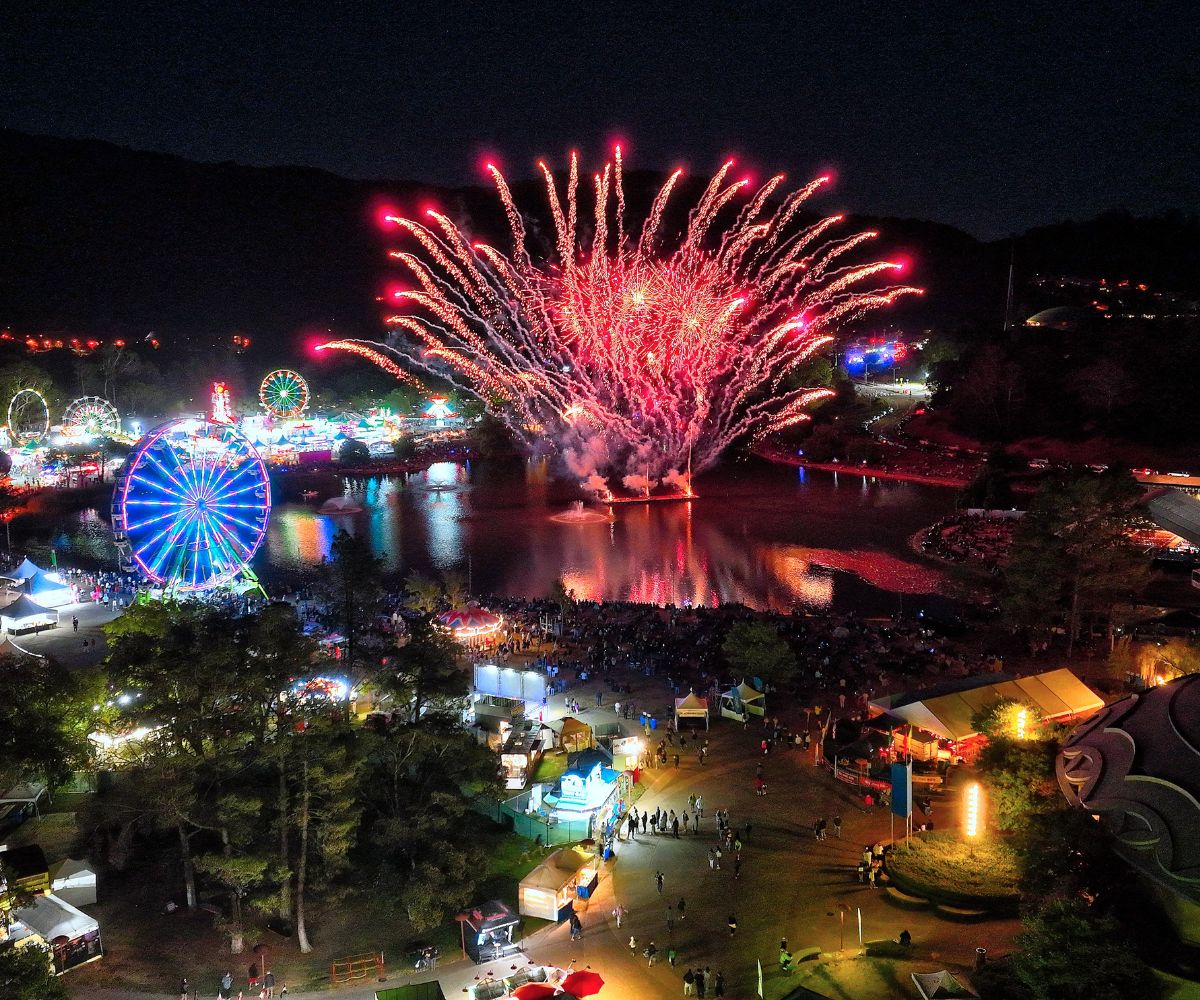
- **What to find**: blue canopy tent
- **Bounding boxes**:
[25,568,73,608]
[2,557,44,584]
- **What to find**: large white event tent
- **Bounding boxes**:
[869,668,1103,743]
[674,692,710,730]
[0,594,59,634]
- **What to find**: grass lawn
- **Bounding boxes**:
[532,750,568,785]
[886,830,1021,905]
[68,814,556,995]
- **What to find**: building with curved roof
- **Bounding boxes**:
[1024,305,1096,332]
[1057,674,1200,941]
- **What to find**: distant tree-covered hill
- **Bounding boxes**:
[1,128,1195,374]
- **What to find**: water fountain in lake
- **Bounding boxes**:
[549,500,615,524]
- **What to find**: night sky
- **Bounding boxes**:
[4,2,1196,238]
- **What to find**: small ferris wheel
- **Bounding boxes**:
[259,370,309,418]
[62,396,121,439]
[8,388,50,445]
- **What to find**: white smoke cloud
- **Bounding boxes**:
[580,474,609,496]
[622,473,656,494]
[661,468,692,493]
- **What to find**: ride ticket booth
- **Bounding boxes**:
[455,900,521,964]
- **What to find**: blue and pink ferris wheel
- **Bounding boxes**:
[111,417,271,591]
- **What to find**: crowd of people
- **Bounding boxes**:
[477,594,1002,727]
[918,511,1020,572]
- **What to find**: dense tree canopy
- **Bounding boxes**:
[722,621,798,687]
[1002,471,1147,653]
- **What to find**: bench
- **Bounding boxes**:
[885,886,932,909]
[793,946,821,963]
[934,904,990,922]
[865,938,912,958]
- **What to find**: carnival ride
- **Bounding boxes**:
[61,396,121,439]
[259,369,310,419]
[8,389,51,445]
[111,417,271,591]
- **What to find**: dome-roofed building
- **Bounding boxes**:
[1057,674,1200,943]
[1023,305,1098,332]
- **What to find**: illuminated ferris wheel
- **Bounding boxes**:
[62,396,121,439]
[112,417,271,591]
[8,389,50,445]
[259,370,309,418]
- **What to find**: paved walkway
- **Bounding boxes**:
[71,688,1016,999]
[13,598,121,668]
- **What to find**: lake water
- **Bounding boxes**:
[259,457,959,614]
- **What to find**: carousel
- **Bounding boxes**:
[438,603,503,644]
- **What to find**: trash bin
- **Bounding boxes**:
[975,947,987,969]
[649,718,657,730]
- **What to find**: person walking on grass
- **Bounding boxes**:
[646,940,658,966]
[727,913,738,936]
[683,968,696,996]
[667,944,678,967]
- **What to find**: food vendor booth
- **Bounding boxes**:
[6,893,103,973]
[500,722,553,789]
[518,846,599,921]
[558,716,594,752]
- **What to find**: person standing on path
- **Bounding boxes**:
[672,816,680,838]
[682,811,690,833]
[695,967,707,998]
[647,940,658,966]
[656,870,665,893]
[696,794,703,817]
[677,897,686,921]
[612,904,626,928]
[683,968,696,996]
[833,814,842,838]
[264,970,275,999]
[179,979,189,1000]
[708,849,716,871]
[713,970,725,997]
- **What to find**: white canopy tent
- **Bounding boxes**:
[674,692,710,730]
[10,893,103,973]
[720,680,766,720]
[0,635,42,659]
[0,594,58,634]
[51,858,98,907]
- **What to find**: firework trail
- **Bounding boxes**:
[336,151,920,492]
